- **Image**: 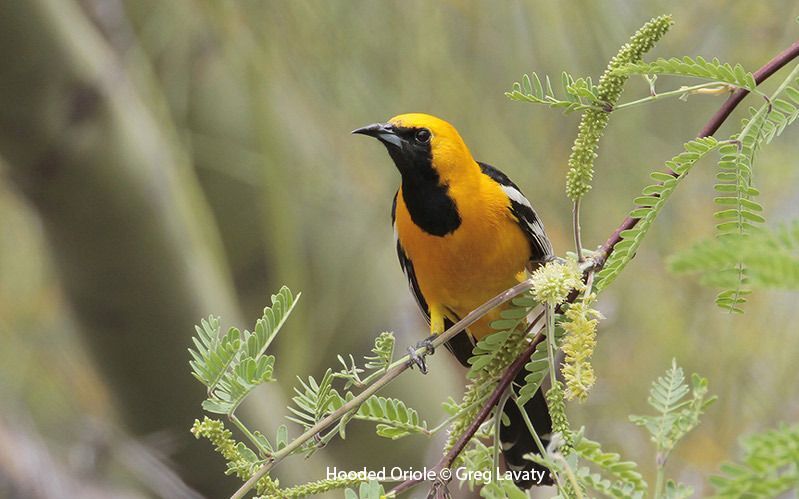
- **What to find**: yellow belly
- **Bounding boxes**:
[396,182,531,340]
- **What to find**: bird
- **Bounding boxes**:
[353,113,555,488]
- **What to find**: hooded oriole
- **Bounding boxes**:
[354,113,553,488]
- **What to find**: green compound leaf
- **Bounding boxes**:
[615,56,757,90]
[670,220,799,291]
[706,68,799,311]
[629,360,715,455]
[506,71,601,114]
[710,424,799,498]
[595,137,719,292]
[191,286,300,416]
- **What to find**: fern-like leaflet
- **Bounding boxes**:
[344,481,386,499]
[332,394,429,439]
[629,360,715,458]
[572,430,648,497]
[189,286,300,415]
[670,220,799,290]
[287,369,339,429]
[615,56,757,91]
[363,331,395,372]
[595,137,720,291]
[711,423,799,497]
[288,369,429,443]
[334,332,396,389]
[506,71,601,113]
[189,316,240,394]
[466,291,540,378]
[712,66,799,311]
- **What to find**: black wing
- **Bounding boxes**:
[392,192,474,366]
[478,161,553,263]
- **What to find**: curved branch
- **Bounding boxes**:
[599,39,799,261]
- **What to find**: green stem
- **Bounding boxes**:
[573,199,583,262]
[493,388,512,483]
[545,304,558,385]
[229,413,271,458]
[653,461,666,499]
[613,81,737,111]
[554,453,584,499]
[512,394,548,459]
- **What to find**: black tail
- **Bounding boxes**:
[499,370,554,488]
[445,330,554,488]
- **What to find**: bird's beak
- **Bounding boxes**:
[351,122,403,148]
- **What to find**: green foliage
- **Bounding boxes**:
[288,367,429,443]
[712,130,764,312]
[190,417,279,495]
[572,430,648,498]
[710,423,799,497]
[662,480,694,498]
[364,331,395,372]
[335,331,396,389]
[287,368,339,430]
[467,292,536,378]
[595,137,720,291]
[446,293,539,456]
[629,360,716,459]
[332,393,429,439]
[565,14,673,201]
[670,220,799,290]
[677,65,799,311]
[257,477,366,499]
[759,74,799,142]
[525,363,713,499]
[344,481,385,499]
[529,430,648,498]
[506,71,600,114]
[517,331,554,406]
[460,439,494,489]
[189,286,299,415]
[714,70,799,311]
[615,56,757,90]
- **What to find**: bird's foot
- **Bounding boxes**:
[406,336,437,374]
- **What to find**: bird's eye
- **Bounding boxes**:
[415,128,432,144]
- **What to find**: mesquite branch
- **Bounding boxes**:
[389,37,799,498]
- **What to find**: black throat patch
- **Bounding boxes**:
[381,126,461,237]
[401,172,461,237]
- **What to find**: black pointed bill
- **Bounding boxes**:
[352,122,403,148]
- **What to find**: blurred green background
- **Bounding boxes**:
[1,1,798,497]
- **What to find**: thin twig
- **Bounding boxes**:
[573,199,583,262]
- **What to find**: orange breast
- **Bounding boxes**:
[396,174,531,340]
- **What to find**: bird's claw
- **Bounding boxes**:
[407,336,437,374]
